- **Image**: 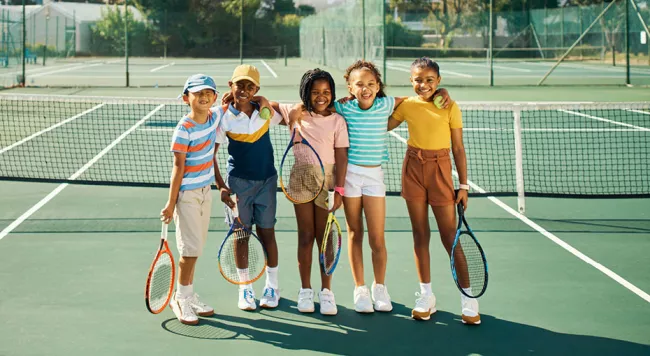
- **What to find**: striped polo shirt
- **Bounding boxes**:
[335,96,395,166]
[219,103,284,181]
[170,110,226,191]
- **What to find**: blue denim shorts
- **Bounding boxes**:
[227,174,277,229]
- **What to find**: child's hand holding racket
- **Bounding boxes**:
[160,201,174,224]
[220,188,236,209]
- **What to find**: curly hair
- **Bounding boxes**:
[343,60,386,98]
[299,68,336,113]
[411,57,440,76]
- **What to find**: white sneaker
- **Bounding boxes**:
[353,286,374,313]
[297,288,315,313]
[319,288,338,316]
[371,282,393,312]
[238,287,257,311]
[411,292,437,321]
[189,293,214,317]
[259,287,280,309]
[461,294,481,325]
[170,293,199,325]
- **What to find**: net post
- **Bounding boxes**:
[625,0,630,85]
[21,0,25,87]
[513,106,525,214]
[488,0,494,87]
[124,0,129,88]
[283,44,287,67]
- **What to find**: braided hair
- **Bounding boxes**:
[343,60,386,98]
[411,57,440,76]
[299,68,336,113]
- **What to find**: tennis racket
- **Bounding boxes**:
[450,203,488,298]
[279,126,326,204]
[320,190,342,276]
[145,223,176,314]
[218,196,268,285]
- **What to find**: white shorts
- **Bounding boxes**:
[174,185,212,257]
[344,163,386,198]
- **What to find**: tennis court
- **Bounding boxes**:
[0,87,649,355]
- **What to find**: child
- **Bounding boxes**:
[334,60,451,314]
[276,69,349,316]
[214,64,284,311]
[388,57,477,324]
[160,74,226,325]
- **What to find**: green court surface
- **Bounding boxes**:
[1,82,649,355]
[1,56,649,89]
[0,182,649,355]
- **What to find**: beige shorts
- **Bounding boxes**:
[174,185,212,257]
[314,165,335,210]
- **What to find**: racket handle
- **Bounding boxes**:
[327,190,335,211]
[161,222,168,240]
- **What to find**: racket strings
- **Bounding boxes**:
[453,234,486,296]
[219,229,266,284]
[322,222,341,273]
[282,144,325,203]
[147,253,174,311]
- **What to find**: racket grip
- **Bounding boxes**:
[327,190,335,211]
[161,222,168,240]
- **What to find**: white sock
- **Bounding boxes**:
[237,268,252,290]
[266,266,279,289]
[420,283,432,295]
[462,287,472,297]
[177,283,193,299]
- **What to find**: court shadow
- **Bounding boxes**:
[161,300,650,355]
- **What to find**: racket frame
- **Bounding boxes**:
[145,222,176,314]
[450,203,489,299]
[320,190,342,276]
[218,196,268,285]
[279,127,326,204]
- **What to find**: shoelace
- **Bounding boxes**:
[414,292,431,308]
[191,293,208,308]
[374,285,388,301]
[178,298,195,316]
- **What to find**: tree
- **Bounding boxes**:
[91,5,153,56]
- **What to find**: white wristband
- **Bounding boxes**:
[459,184,470,190]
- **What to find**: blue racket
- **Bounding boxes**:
[450,203,488,298]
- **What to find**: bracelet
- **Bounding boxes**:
[459,184,470,190]
[334,186,345,196]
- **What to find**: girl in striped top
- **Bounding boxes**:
[333,60,450,314]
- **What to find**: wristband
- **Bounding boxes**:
[459,184,470,191]
[334,186,345,197]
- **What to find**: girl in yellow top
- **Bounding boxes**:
[388,57,478,325]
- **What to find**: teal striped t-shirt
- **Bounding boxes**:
[335,96,395,166]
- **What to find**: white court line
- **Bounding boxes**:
[626,109,650,116]
[0,104,105,155]
[395,127,642,132]
[454,62,532,73]
[0,104,166,241]
[150,62,175,72]
[388,130,650,304]
[0,62,85,78]
[559,109,650,131]
[387,63,473,78]
[29,63,105,78]
[260,60,278,78]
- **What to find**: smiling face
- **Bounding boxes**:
[309,79,333,115]
[183,88,217,112]
[410,66,441,102]
[347,68,380,108]
[229,79,259,106]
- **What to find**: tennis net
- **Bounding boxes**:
[1,94,648,200]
